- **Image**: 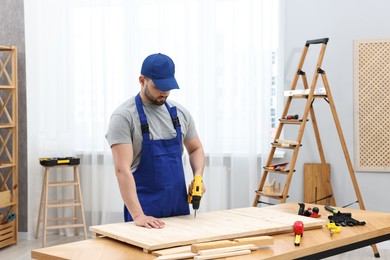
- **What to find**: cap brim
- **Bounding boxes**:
[152,77,180,91]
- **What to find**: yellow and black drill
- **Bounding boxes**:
[188,175,203,218]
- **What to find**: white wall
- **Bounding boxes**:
[282,0,390,212]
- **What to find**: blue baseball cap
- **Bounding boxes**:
[141,53,180,91]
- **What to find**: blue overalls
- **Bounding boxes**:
[124,94,190,221]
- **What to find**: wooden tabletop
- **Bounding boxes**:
[31,202,390,259]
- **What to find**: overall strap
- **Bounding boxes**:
[165,102,182,143]
[135,93,150,141]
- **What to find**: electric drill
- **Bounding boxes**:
[188,175,203,218]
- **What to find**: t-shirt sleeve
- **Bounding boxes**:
[183,110,198,141]
[106,113,133,147]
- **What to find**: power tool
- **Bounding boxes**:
[188,175,203,218]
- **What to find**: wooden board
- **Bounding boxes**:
[90,207,326,251]
[304,163,334,205]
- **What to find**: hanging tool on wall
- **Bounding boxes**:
[325,205,366,226]
[188,175,203,218]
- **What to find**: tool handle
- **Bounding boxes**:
[325,205,339,214]
[305,38,329,46]
[298,203,305,215]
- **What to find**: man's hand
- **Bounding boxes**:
[133,214,165,229]
[188,179,206,195]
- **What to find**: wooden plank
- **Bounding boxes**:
[233,235,274,246]
[152,245,191,256]
[89,207,326,251]
[304,163,333,205]
[194,249,252,260]
[191,240,236,253]
[154,252,197,260]
[198,244,257,255]
[191,236,273,253]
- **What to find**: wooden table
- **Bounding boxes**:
[31,203,390,259]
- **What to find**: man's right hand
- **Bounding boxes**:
[133,214,165,229]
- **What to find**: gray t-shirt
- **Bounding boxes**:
[106,96,198,173]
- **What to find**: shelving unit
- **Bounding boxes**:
[0,46,18,248]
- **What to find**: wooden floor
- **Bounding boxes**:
[1,234,390,259]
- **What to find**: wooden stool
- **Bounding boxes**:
[35,164,87,247]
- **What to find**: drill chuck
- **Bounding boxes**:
[191,196,201,211]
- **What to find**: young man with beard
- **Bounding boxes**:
[106,53,205,229]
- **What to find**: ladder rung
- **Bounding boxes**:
[48,199,77,204]
[271,143,300,149]
[47,203,82,208]
[290,94,327,99]
[48,181,79,187]
[263,167,294,174]
[256,191,288,200]
[46,216,78,222]
[46,224,85,230]
[279,119,307,125]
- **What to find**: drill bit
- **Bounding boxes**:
[194,210,197,219]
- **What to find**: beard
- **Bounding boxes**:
[144,83,167,106]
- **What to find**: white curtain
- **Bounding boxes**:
[25,0,279,237]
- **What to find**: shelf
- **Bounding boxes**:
[0,201,16,209]
[0,85,16,90]
[256,191,285,200]
[0,124,16,129]
[263,167,294,175]
[279,119,307,125]
[0,46,18,249]
[289,94,327,99]
[0,46,15,51]
[0,163,16,169]
[271,142,301,149]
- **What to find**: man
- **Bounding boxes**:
[106,53,205,229]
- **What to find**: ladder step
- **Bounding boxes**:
[47,203,82,208]
[271,143,300,149]
[47,216,78,222]
[290,94,327,99]
[263,167,294,174]
[255,191,287,200]
[48,181,79,187]
[46,224,85,230]
[279,119,307,125]
[48,199,77,204]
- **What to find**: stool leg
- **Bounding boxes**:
[35,169,47,239]
[75,166,87,239]
[42,168,50,247]
[73,167,79,236]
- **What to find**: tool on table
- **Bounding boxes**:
[293,221,304,246]
[188,175,203,218]
[298,203,321,218]
[326,222,341,236]
[325,205,366,226]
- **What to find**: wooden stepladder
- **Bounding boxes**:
[252,38,379,256]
